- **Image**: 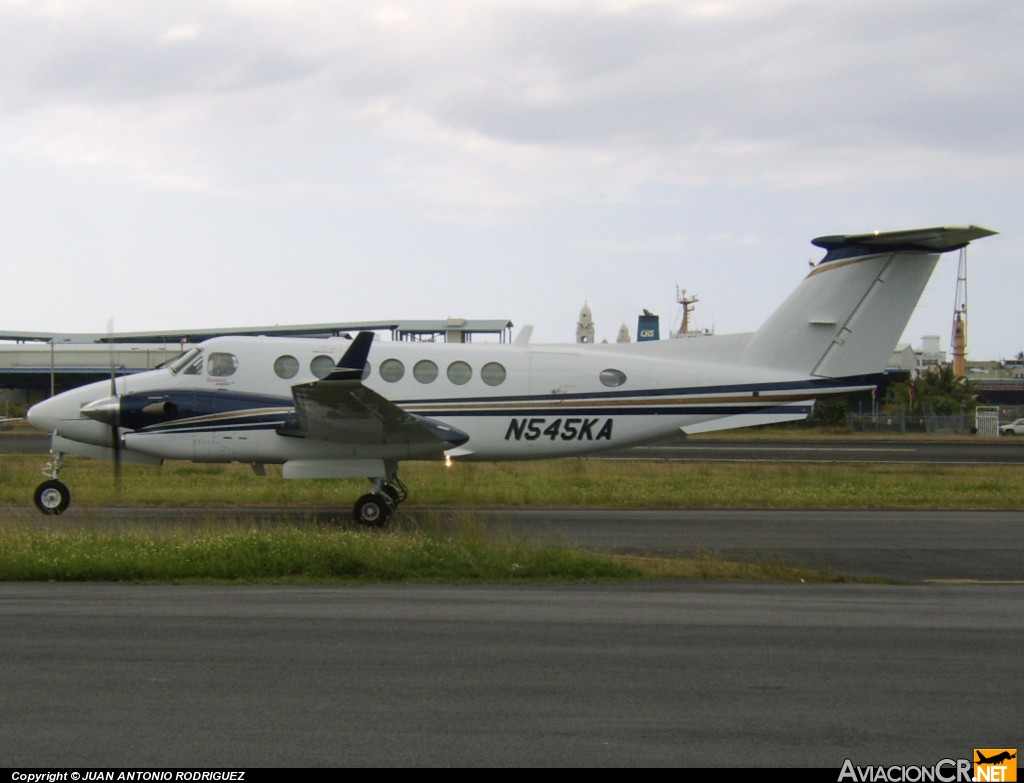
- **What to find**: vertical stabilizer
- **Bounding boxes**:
[740,226,996,379]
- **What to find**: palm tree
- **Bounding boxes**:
[886,365,974,415]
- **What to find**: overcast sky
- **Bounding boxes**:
[2,0,1021,359]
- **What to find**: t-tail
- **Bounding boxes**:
[739,226,997,379]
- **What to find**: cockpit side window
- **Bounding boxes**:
[207,352,238,377]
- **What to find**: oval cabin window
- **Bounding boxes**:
[274,355,299,379]
[310,355,335,379]
[414,360,439,384]
[481,362,506,386]
[599,368,627,387]
[447,361,472,385]
[380,359,405,383]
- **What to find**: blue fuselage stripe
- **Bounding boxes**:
[119,379,850,434]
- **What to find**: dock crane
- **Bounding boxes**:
[951,247,968,377]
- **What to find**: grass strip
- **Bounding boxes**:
[1,456,1021,510]
[0,514,841,584]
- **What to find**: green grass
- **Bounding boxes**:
[0,511,839,584]
[0,518,630,583]
[1,455,1022,509]
[1,453,1015,583]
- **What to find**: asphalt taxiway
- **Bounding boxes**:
[2,581,1020,767]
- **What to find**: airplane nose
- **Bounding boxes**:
[26,398,58,433]
[24,381,124,447]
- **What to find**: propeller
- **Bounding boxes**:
[78,320,130,500]
[107,319,122,495]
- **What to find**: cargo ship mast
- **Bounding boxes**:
[674,287,699,337]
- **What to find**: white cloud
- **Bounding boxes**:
[0,0,1019,354]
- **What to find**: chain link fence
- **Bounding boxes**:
[846,409,1000,434]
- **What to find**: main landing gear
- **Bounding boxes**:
[31,449,409,524]
[34,451,71,515]
[353,476,407,527]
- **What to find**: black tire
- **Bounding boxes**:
[34,479,71,515]
[353,493,390,527]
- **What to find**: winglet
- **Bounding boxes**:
[324,331,374,381]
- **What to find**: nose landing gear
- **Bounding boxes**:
[34,452,71,515]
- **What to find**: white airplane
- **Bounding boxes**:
[26,225,996,523]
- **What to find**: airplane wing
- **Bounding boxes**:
[280,332,468,448]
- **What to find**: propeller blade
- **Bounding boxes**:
[108,319,122,495]
[111,416,122,494]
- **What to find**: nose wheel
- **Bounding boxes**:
[34,451,72,515]
[34,479,71,515]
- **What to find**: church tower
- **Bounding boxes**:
[577,303,595,344]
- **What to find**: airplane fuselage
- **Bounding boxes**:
[29,333,847,470]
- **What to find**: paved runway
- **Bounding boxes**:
[445,507,1024,583]
[2,581,1020,767]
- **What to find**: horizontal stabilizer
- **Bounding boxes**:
[741,225,996,378]
[812,225,997,256]
[680,402,813,434]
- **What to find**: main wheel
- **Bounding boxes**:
[353,493,390,527]
[34,479,71,515]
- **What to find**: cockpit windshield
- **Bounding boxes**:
[155,351,188,371]
[166,347,203,375]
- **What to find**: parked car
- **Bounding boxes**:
[999,418,1024,435]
